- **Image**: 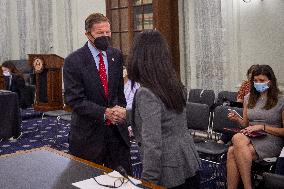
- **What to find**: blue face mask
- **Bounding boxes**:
[3,71,11,77]
[254,82,269,93]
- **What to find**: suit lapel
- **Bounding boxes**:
[107,49,115,101]
[84,44,106,99]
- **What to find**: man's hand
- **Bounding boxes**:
[105,106,126,125]
[105,108,115,124]
[113,105,126,119]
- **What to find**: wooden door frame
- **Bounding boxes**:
[105,0,180,76]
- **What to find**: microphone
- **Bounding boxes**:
[116,166,137,186]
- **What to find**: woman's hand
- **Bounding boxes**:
[228,112,241,122]
[241,125,264,135]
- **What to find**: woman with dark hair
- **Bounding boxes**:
[226,64,284,189]
[2,61,27,108]
[127,30,200,189]
[218,64,258,144]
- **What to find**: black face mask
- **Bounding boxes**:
[92,36,111,51]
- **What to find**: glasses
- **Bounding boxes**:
[93,172,129,188]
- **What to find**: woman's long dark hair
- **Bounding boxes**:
[127,30,186,113]
[2,61,24,79]
[248,64,280,110]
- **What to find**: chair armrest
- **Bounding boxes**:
[262,172,284,189]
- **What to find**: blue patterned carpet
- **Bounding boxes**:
[0,108,70,155]
[0,108,143,178]
[0,108,225,188]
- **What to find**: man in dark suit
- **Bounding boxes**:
[63,13,130,173]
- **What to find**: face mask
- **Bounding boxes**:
[3,71,11,77]
[93,36,111,51]
[254,82,269,93]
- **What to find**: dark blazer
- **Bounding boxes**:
[63,43,128,161]
[5,74,27,108]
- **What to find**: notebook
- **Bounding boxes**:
[223,127,267,138]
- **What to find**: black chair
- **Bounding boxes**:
[217,91,238,104]
[211,106,243,141]
[193,106,241,189]
[55,114,71,147]
[187,89,203,103]
[40,110,71,145]
[194,106,243,160]
[186,102,211,141]
[188,89,215,109]
[260,172,284,189]
[252,156,279,188]
[188,89,216,133]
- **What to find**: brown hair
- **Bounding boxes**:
[85,13,109,31]
[246,64,257,79]
[248,64,280,110]
[2,61,24,78]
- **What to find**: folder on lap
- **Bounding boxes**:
[223,127,266,138]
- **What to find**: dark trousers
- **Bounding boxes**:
[69,124,131,175]
[276,157,284,175]
[169,172,201,189]
[97,125,131,175]
[220,133,234,144]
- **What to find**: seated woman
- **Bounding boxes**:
[127,30,200,189]
[2,61,27,109]
[218,64,257,144]
[226,64,284,189]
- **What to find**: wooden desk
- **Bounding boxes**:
[0,147,164,189]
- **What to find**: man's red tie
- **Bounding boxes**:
[98,52,108,98]
[98,52,111,125]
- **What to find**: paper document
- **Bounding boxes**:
[280,147,284,157]
[0,90,11,93]
[72,171,142,189]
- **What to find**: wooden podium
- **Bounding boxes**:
[28,54,64,112]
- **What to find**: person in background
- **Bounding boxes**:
[123,65,140,110]
[63,13,130,173]
[123,65,140,139]
[236,64,257,103]
[127,30,200,189]
[226,65,284,189]
[1,61,27,109]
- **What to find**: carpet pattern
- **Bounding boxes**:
[0,115,70,155]
[0,108,226,188]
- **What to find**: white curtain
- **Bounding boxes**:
[179,0,227,94]
[0,0,11,63]
[17,0,38,59]
[193,0,225,93]
[0,0,74,63]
